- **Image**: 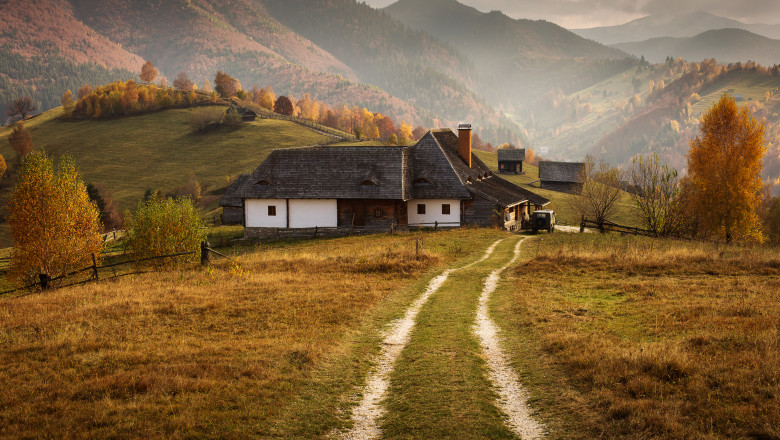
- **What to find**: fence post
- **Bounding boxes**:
[39,273,49,290]
[314,226,318,238]
[434,221,438,232]
[201,241,210,266]
[92,254,99,280]
[415,238,420,258]
[580,215,585,233]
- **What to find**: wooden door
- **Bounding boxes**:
[352,202,365,226]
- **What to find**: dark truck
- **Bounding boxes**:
[530,210,556,234]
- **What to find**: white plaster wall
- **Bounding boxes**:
[289,199,338,228]
[407,199,461,226]
[245,199,287,228]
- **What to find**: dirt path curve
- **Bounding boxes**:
[341,239,506,440]
[474,238,545,440]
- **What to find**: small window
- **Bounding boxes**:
[257,179,271,185]
[374,208,383,218]
[417,204,426,215]
[442,204,451,215]
[268,206,276,216]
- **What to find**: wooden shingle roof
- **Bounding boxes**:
[222,129,550,208]
[539,161,584,184]
[231,146,409,200]
[497,148,526,161]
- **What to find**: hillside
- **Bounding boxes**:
[260,0,526,144]
[589,63,780,194]
[614,29,780,65]
[383,0,634,105]
[0,107,334,244]
[572,11,780,45]
[0,0,142,116]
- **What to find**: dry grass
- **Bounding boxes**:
[0,228,507,439]
[493,233,780,440]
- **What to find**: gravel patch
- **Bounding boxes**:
[474,238,545,439]
[341,239,505,440]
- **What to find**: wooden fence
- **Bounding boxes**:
[0,241,233,297]
[580,217,655,237]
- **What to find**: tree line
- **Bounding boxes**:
[576,94,778,245]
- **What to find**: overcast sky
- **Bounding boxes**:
[364,0,780,29]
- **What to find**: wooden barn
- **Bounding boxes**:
[538,160,585,194]
[220,125,550,236]
[497,148,526,174]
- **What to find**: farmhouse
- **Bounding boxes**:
[220,125,550,237]
[538,160,585,194]
[497,148,526,174]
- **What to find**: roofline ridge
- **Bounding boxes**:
[428,131,470,187]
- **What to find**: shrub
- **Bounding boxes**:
[189,107,224,133]
[223,107,242,127]
[125,197,205,266]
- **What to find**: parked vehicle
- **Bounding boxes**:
[531,210,556,234]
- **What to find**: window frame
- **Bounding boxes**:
[268,205,277,216]
[442,204,451,215]
[417,203,426,215]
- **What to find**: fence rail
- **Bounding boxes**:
[580,217,655,237]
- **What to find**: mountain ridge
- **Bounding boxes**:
[572,11,780,45]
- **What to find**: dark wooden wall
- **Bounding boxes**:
[337,199,399,228]
[498,160,524,174]
[462,197,500,227]
[222,207,244,225]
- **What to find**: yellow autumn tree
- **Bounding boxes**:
[61,90,75,117]
[398,121,413,145]
[8,153,104,286]
[688,94,767,243]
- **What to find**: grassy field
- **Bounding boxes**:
[0,227,510,439]
[492,233,780,439]
[475,150,640,227]
[692,71,780,116]
[0,107,333,211]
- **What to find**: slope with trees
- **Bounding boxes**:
[384,0,634,106]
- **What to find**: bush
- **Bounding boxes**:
[125,197,205,266]
[223,107,242,127]
[189,107,224,133]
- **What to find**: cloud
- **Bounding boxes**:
[364,0,780,28]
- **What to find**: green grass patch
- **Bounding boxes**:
[0,107,333,211]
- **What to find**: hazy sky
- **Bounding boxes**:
[364,0,780,29]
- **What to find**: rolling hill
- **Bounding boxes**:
[572,11,780,45]
[0,106,336,245]
[614,28,780,65]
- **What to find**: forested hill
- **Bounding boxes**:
[383,0,635,104]
[614,29,780,66]
[259,0,525,144]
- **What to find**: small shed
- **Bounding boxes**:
[539,161,585,194]
[497,148,526,174]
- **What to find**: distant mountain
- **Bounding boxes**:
[383,0,634,105]
[614,29,780,65]
[262,0,525,143]
[572,11,780,45]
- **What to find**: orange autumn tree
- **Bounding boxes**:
[688,94,767,243]
[8,153,104,286]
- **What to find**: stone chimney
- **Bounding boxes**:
[457,123,472,168]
